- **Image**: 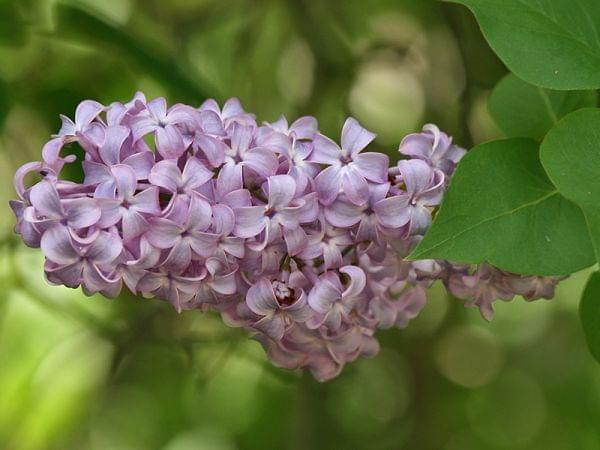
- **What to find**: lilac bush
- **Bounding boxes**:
[10,94,563,381]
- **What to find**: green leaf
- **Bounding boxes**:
[580,272,600,363]
[489,74,597,140]
[448,0,600,90]
[409,138,595,275]
[540,108,600,264]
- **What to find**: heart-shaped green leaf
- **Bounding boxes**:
[540,108,600,264]
[489,74,597,140]
[410,138,595,275]
[448,0,600,90]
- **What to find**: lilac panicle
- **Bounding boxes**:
[10,94,564,381]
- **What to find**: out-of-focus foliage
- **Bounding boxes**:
[0,1,598,449]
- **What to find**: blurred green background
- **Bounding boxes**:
[0,0,599,449]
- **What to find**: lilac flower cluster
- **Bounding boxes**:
[10,94,563,381]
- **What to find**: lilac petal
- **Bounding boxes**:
[296,192,319,223]
[353,152,389,183]
[356,215,378,243]
[199,110,225,135]
[419,177,445,206]
[399,133,433,159]
[166,104,200,125]
[212,204,235,235]
[216,162,243,196]
[368,181,391,204]
[13,161,42,199]
[128,236,161,269]
[130,116,157,140]
[323,243,343,270]
[149,159,182,192]
[268,115,288,133]
[395,287,427,328]
[210,270,238,295]
[188,231,220,257]
[341,117,376,157]
[283,226,308,256]
[195,133,226,167]
[162,239,192,272]
[122,151,154,179]
[12,204,43,247]
[242,148,278,177]
[222,98,246,118]
[83,161,112,186]
[342,167,369,206]
[324,197,362,227]
[321,308,343,331]
[132,186,160,214]
[122,209,149,242]
[221,189,251,208]
[233,206,267,238]
[290,116,318,140]
[111,164,137,199]
[283,291,312,322]
[46,261,83,288]
[254,315,286,341]
[246,278,278,315]
[267,174,296,209]
[308,278,341,313]
[182,157,213,189]
[315,165,343,205]
[445,144,467,164]
[221,237,245,259]
[86,231,123,264]
[373,195,411,229]
[370,296,397,329]
[311,134,341,165]
[409,206,431,233]
[156,124,185,159]
[187,193,212,231]
[106,101,127,126]
[340,265,366,299]
[147,97,167,121]
[146,218,182,248]
[63,198,102,229]
[41,138,69,168]
[231,123,253,154]
[308,355,342,382]
[327,328,363,362]
[96,199,121,228]
[99,276,123,298]
[75,100,104,129]
[29,181,63,219]
[94,180,117,199]
[99,126,130,166]
[41,226,80,265]
[399,159,433,197]
[58,115,76,136]
[81,262,118,294]
[199,98,220,113]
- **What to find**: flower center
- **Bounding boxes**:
[272,280,295,306]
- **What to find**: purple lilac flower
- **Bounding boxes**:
[399,123,466,176]
[312,117,389,205]
[246,277,312,340]
[10,94,565,382]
